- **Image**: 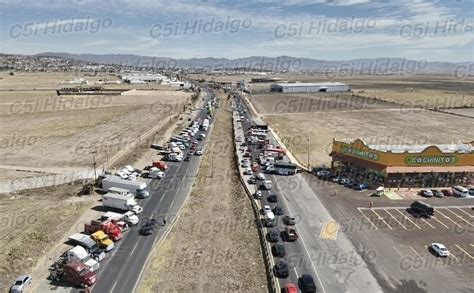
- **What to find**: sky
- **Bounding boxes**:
[0,0,473,62]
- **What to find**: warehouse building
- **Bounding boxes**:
[271,82,350,93]
[329,139,474,188]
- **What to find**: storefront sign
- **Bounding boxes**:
[341,145,379,161]
[404,156,458,165]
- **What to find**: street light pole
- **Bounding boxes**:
[91,151,97,181]
[307,136,310,169]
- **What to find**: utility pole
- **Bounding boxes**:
[307,136,310,169]
[91,151,97,181]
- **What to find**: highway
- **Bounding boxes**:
[234,94,381,293]
[92,91,216,293]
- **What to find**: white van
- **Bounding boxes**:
[264,212,276,227]
[452,186,469,197]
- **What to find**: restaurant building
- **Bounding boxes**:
[329,139,474,187]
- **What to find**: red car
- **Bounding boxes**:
[283,283,298,293]
[442,189,454,196]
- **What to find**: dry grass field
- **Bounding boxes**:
[243,75,474,167]
[0,73,192,179]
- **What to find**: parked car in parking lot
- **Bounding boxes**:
[248,177,257,184]
[420,189,433,198]
[353,183,369,190]
[431,189,444,198]
[254,190,263,199]
[273,260,289,278]
[267,228,279,242]
[262,205,272,214]
[243,168,252,175]
[271,243,286,257]
[256,172,266,180]
[339,178,350,185]
[298,274,317,293]
[442,189,454,197]
[431,243,450,257]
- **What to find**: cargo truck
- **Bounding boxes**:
[102,192,143,214]
[49,261,96,288]
[102,175,149,198]
[147,167,165,179]
[63,246,100,272]
[84,219,123,241]
[68,234,105,261]
[90,231,114,252]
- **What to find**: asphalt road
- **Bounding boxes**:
[234,94,382,293]
[92,92,216,293]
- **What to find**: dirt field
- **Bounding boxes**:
[138,96,267,292]
[0,182,97,292]
[0,73,192,179]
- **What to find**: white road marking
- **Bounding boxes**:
[410,245,421,257]
[371,209,393,230]
[111,281,118,292]
[385,209,407,230]
[456,207,473,218]
[443,208,473,226]
[293,267,299,278]
[130,242,139,256]
[430,216,449,229]
[436,210,463,229]
[393,246,404,257]
[455,245,474,259]
[396,209,421,230]
[357,208,378,230]
[419,217,436,229]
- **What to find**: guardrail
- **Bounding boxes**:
[231,103,278,293]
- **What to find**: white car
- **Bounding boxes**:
[254,190,263,199]
[431,243,449,257]
[10,275,32,293]
[256,173,266,180]
[263,205,272,214]
[195,149,203,156]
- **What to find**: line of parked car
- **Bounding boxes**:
[234,101,317,293]
[315,169,369,191]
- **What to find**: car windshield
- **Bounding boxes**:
[440,247,447,251]
[14,280,24,285]
[79,268,90,277]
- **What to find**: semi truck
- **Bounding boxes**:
[68,234,106,262]
[63,246,100,272]
[49,261,96,288]
[101,175,149,198]
[84,219,123,242]
[201,118,209,131]
[102,211,139,226]
[102,192,143,214]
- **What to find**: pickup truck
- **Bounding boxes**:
[285,227,298,241]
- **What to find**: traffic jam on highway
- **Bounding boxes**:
[233,95,317,293]
[40,95,218,290]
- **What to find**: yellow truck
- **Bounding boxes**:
[90,231,114,252]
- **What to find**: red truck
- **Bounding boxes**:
[49,261,96,287]
[84,219,122,242]
[152,161,168,170]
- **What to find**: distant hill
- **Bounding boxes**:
[36,52,472,74]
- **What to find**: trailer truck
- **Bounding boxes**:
[102,211,139,226]
[49,261,96,288]
[68,234,105,261]
[84,219,123,241]
[102,192,143,214]
[101,175,149,198]
[63,246,100,272]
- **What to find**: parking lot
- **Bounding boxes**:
[304,174,474,292]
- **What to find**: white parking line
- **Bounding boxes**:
[393,246,404,257]
[443,208,473,226]
[358,208,378,230]
[456,207,474,218]
[371,209,393,230]
[431,216,450,229]
[410,245,422,257]
[436,210,463,229]
[420,218,436,229]
[396,209,421,230]
[455,245,474,259]
[385,209,407,230]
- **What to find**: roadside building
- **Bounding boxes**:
[329,139,474,188]
[270,82,350,93]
